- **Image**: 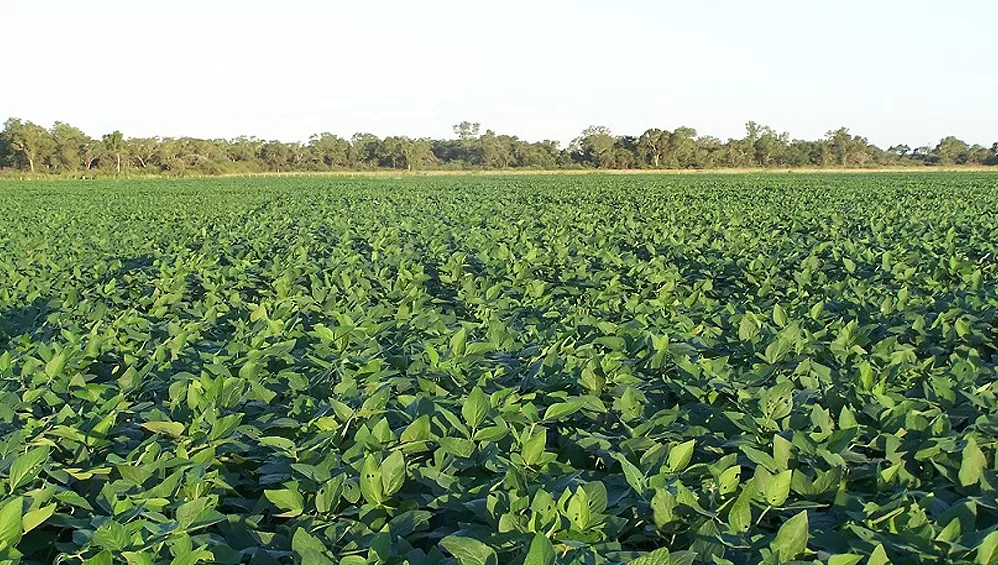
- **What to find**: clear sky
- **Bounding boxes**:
[5,0,996,148]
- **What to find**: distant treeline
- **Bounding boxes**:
[1,118,995,176]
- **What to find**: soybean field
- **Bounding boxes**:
[1,173,998,565]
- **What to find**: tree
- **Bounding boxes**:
[307,133,349,169]
[911,145,938,164]
[403,138,436,170]
[747,124,787,167]
[287,142,307,169]
[667,127,698,168]
[177,138,229,173]
[260,140,292,171]
[0,114,994,174]
[696,136,725,168]
[989,143,998,166]
[514,140,560,169]
[376,136,436,170]
[377,136,408,169]
[637,129,667,168]
[935,136,970,166]
[225,136,264,169]
[964,144,992,165]
[720,136,754,168]
[101,131,126,172]
[824,127,874,167]
[1,118,54,173]
[572,126,615,168]
[49,122,94,172]
[480,130,513,169]
[453,121,480,141]
[612,146,635,169]
[888,144,911,159]
[783,139,816,167]
[445,122,484,166]
[615,135,639,168]
[128,137,161,169]
[149,138,178,172]
[349,133,381,168]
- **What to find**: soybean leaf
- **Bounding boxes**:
[440,536,497,565]
[770,511,808,562]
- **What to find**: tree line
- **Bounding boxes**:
[1,117,995,176]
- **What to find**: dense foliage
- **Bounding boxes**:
[2,118,996,176]
[1,173,997,565]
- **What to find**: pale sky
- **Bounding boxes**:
[5,0,996,148]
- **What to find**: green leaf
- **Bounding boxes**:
[259,436,297,452]
[45,353,67,378]
[176,498,210,529]
[293,528,332,565]
[543,400,585,421]
[521,429,547,467]
[440,535,498,565]
[566,486,591,530]
[524,533,555,565]
[828,556,863,565]
[299,548,334,565]
[691,520,723,562]
[668,552,696,565]
[208,414,243,442]
[0,497,23,548]
[264,486,304,517]
[93,521,129,551]
[838,405,858,429]
[773,304,788,327]
[84,551,114,565]
[770,510,808,561]
[401,415,431,443]
[580,363,606,393]
[738,315,759,341]
[616,386,644,421]
[451,327,468,357]
[582,481,608,514]
[614,453,647,496]
[21,503,55,535]
[474,425,509,442]
[868,544,891,565]
[439,437,476,458]
[250,304,268,321]
[960,436,987,487]
[170,547,213,565]
[462,386,489,429]
[292,528,327,553]
[381,450,406,497]
[977,531,998,565]
[315,476,343,514]
[123,552,156,565]
[8,446,49,492]
[667,440,695,472]
[142,420,185,438]
[765,470,792,506]
[772,435,792,470]
[627,547,671,565]
[117,465,153,487]
[359,454,385,506]
[956,317,972,338]
[651,488,676,528]
[728,480,754,533]
[809,301,825,320]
